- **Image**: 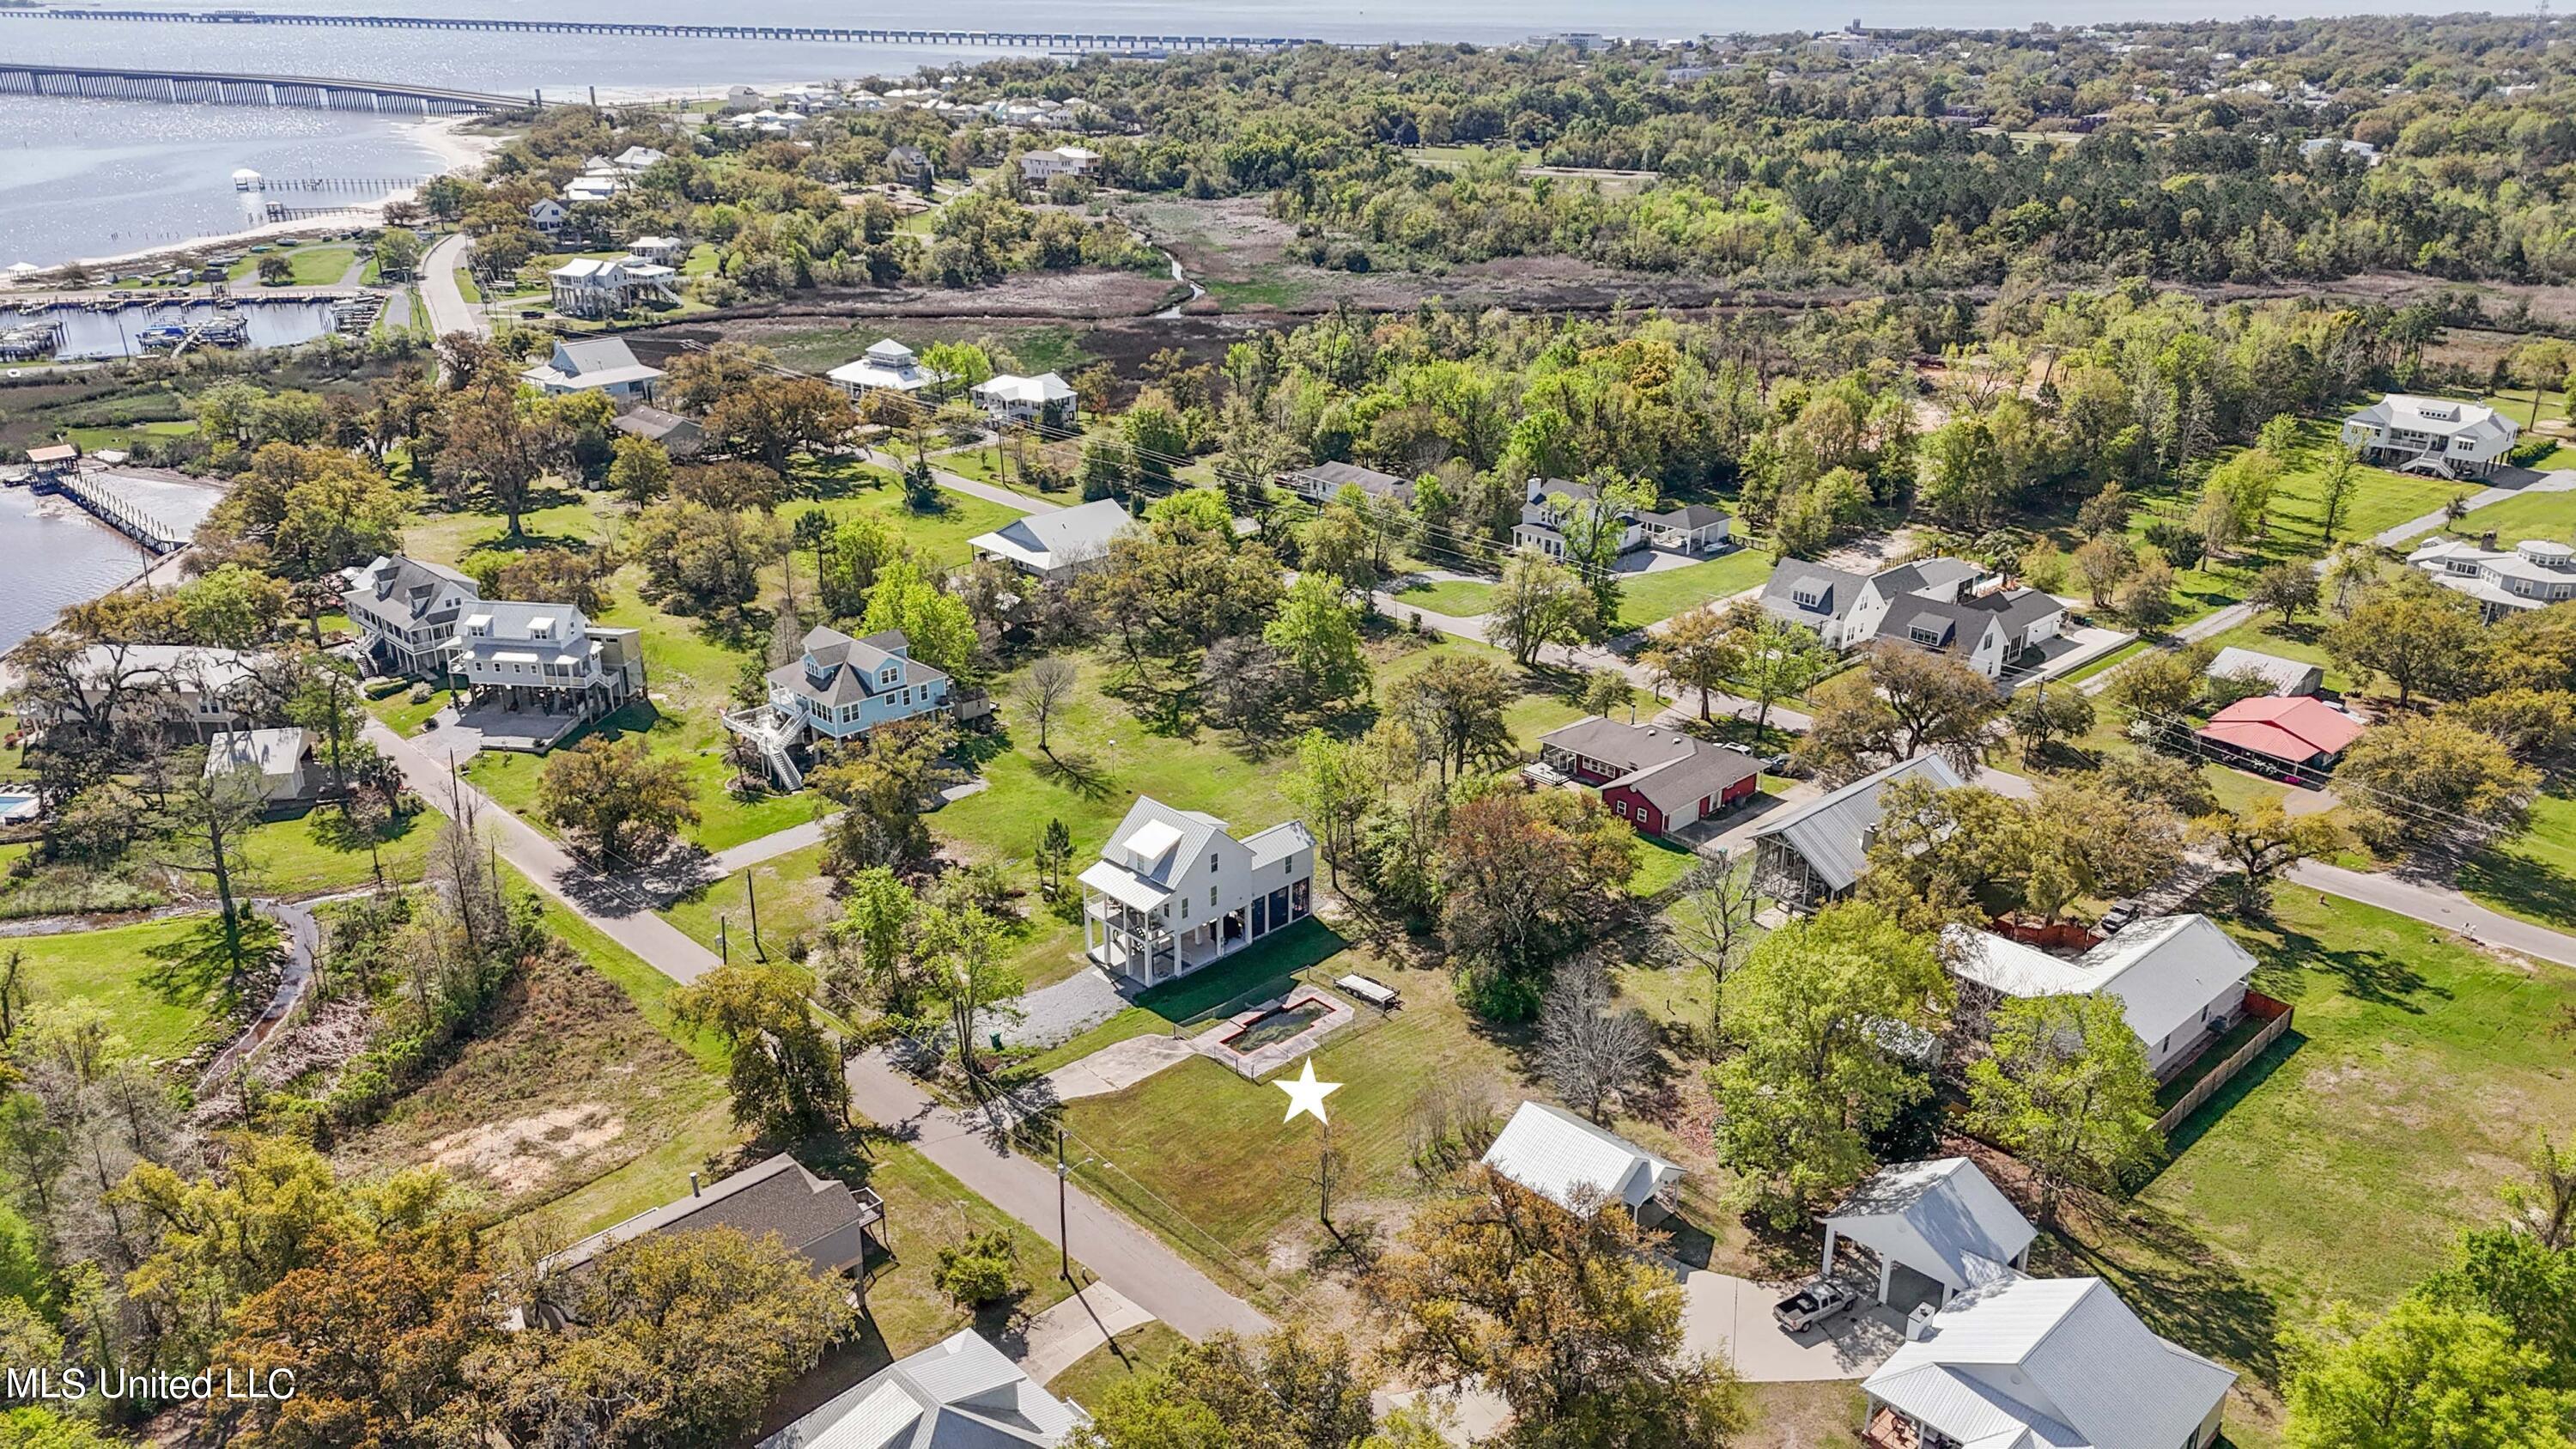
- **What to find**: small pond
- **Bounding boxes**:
[1223,1002,1329,1054]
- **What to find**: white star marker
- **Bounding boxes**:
[1274,1057,1341,1126]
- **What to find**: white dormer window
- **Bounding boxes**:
[1792,587,1821,607]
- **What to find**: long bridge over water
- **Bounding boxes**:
[0,60,531,112]
[0,6,1320,52]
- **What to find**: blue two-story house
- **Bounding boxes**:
[767,625,952,741]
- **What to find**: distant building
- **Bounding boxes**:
[1534,716,1762,837]
[24,642,262,738]
[1018,144,1102,181]
[2204,645,2323,697]
[1280,460,1414,508]
[970,371,1079,429]
[1758,556,2064,680]
[827,338,945,398]
[2406,536,2576,620]
[541,257,678,320]
[887,144,936,191]
[609,405,703,457]
[1514,477,1647,559]
[626,234,688,266]
[2300,136,2382,164]
[1080,796,1314,984]
[520,337,665,401]
[969,497,1131,581]
[2340,394,2518,478]
[526,198,568,233]
[343,552,478,678]
[611,145,666,172]
[1807,22,1884,59]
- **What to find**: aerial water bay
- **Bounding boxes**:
[0,0,2439,265]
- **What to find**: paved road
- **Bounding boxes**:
[846,1050,1272,1342]
[2283,859,2576,967]
[417,234,485,340]
[703,811,836,877]
[362,718,720,980]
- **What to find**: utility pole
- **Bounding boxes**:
[719,915,728,963]
[1054,1129,1096,1284]
[747,870,763,960]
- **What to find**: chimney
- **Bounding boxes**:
[1905,1302,1939,1342]
[689,1172,702,1197]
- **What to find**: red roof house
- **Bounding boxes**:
[2196,696,2367,777]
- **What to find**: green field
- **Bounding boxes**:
[783,460,1030,569]
[2404,484,2576,551]
[231,244,358,287]
[1389,576,1496,618]
[2460,786,2576,935]
[240,804,434,896]
[1612,547,1773,631]
[2053,887,2576,1440]
[5,912,235,1063]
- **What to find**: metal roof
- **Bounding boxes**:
[1862,1276,2236,1449]
[1826,1156,2035,1293]
[1480,1100,1682,1214]
[1751,755,1965,893]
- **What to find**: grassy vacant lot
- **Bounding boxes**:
[1047,1319,1190,1409]
[930,445,1070,506]
[402,494,614,569]
[661,840,838,963]
[782,460,1030,569]
[1389,576,1495,617]
[462,697,822,855]
[232,244,357,286]
[2049,888,2576,1441]
[2405,483,2576,550]
[2461,785,2576,934]
[240,804,433,896]
[493,868,1078,1365]
[1612,547,1773,630]
[1058,933,1538,1299]
[7,912,232,1064]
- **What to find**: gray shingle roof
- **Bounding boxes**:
[1752,755,1965,893]
[771,624,948,708]
[550,1154,872,1276]
[1290,460,1413,502]
[348,553,477,622]
[1759,561,1866,623]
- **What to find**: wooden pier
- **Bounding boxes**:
[0,6,1320,52]
[30,472,191,555]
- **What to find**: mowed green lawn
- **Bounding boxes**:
[240,805,434,895]
[1390,577,1496,618]
[1612,547,1773,630]
[2460,786,2576,935]
[2059,887,2576,1437]
[232,244,356,286]
[1059,939,1538,1294]
[5,913,235,1063]
[783,459,1030,569]
[2404,484,2576,551]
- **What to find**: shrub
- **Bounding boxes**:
[933,1228,1021,1306]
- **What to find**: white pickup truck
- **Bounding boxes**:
[1772,1279,1859,1332]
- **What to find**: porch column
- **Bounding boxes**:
[1821,1226,1837,1279]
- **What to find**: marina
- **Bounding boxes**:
[0,295,345,359]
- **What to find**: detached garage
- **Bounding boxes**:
[1821,1158,2035,1317]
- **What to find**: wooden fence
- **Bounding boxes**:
[2155,991,2294,1135]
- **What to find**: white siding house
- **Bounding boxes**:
[519,338,665,400]
[2406,536,2576,620]
[343,553,478,678]
[1079,797,1314,984]
[1944,915,2257,1080]
[2341,394,2519,477]
[455,600,641,721]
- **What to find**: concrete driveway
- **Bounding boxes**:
[1674,1269,1905,1382]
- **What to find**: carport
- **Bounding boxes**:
[1820,1158,2037,1313]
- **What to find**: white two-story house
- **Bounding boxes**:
[1079,797,1315,985]
[343,553,478,679]
[455,600,642,722]
[2341,394,2520,477]
[1759,556,2064,681]
[1513,477,1648,560]
[827,338,945,399]
[2405,535,2576,620]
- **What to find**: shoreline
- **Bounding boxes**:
[25,114,505,278]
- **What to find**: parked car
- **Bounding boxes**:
[2095,900,2138,935]
[1772,1279,1858,1332]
